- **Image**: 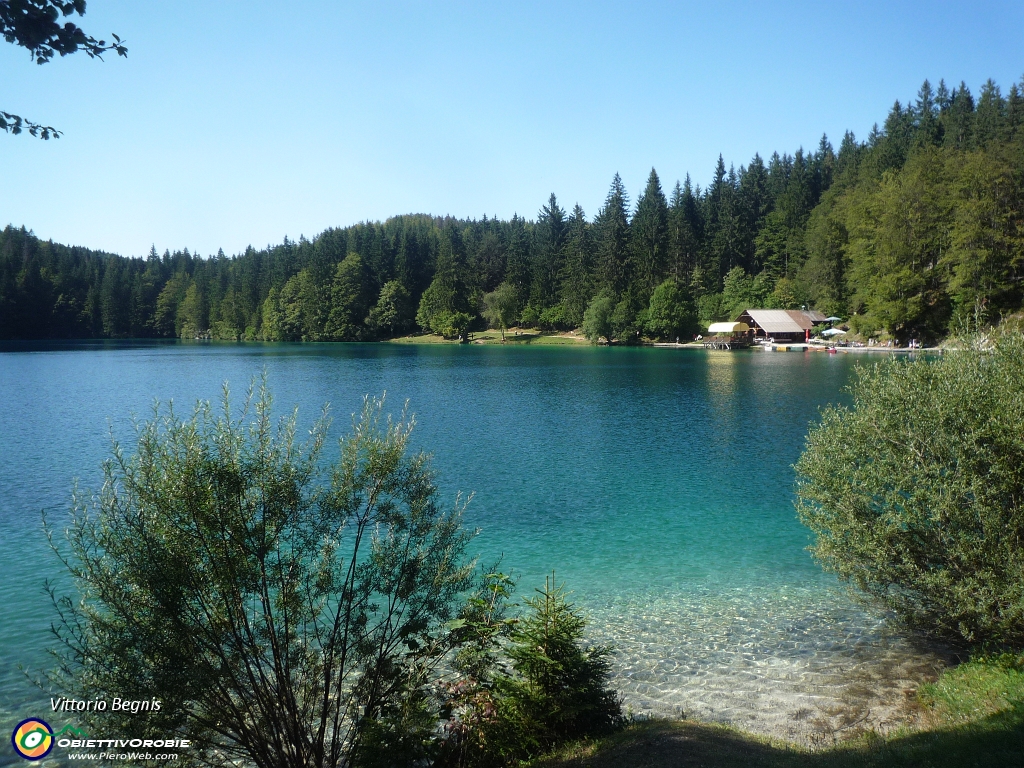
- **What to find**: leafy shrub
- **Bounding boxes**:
[796,331,1024,647]
[46,384,476,767]
[697,292,727,327]
[519,304,540,329]
[46,380,623,767]
[435,572,518,768]
[644,279,698,340]
[582,295,615,343]
[847,312,881,339]
[537,304,570,331]
[430,310,473,339]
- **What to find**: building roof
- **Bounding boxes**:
[737,309,814,334]
[707,321,750,334]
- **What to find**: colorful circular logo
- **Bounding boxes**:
[11,718,54,761]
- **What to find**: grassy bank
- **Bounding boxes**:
[388,329,591,345]
[532,655,1024,768]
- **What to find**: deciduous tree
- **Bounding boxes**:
[47,385,476,768]
[796,332,1024,647]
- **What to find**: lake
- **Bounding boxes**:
[0,341,945,757]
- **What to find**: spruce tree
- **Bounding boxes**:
[1006,82,1024,140]
[944,82,975,150]
[504,215,532,316]
[702,156,749,287]
[630,168,669,301]
[531,193,567,309]
[559,205,594,328]
[594,173,631,296]
[810,136,835,200]
[914,79,941,146]
[736,155,772,272]
[974,79,1005,147]
[836,131,861,178]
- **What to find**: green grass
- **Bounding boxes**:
[918,654,1024,724]
[530,655,1024,768]
[388,330,590,346]
[387,333,454,344]
[493,331,589,346]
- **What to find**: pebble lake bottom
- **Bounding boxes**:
[0,341,948,762]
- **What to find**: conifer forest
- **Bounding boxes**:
[3,77,1023,344]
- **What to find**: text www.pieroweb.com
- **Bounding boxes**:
[67,752,178,761]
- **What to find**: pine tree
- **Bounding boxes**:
[100,259,129,337]
[415,223,472,332]
[810,136,836,200]
[836,131,861,178]
[630,168,668,301]
[974,79,1005,147]
[1006,82,1024,141]
[504,214,532,315]
[667,178,700,282]
[706,159,747,285]
[936,79,952,112]
[559,205,594,327]
[701,156,730,287]
[944,82,975,150]
[914,79,941,146]
[594,173,631,296]
[531,193,567,309]
[736,155,772,272]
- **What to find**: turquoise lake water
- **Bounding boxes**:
[0,342,945,759]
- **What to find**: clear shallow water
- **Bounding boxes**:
[0,341,945,758]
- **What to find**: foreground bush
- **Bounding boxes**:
[795,331,1024,647]
[496,576,622,755]
[47,383,474,768]
[437,575,622,767]
[46,382,623,767]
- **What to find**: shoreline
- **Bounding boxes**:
[651,341,941,353]
[388,331,941,353]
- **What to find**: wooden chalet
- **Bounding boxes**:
[735,309,827,342]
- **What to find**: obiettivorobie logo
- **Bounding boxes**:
[11,720,89,761]
[11,718,58,761]
[12,717,192,761]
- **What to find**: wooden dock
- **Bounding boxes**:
[702,338,751,350]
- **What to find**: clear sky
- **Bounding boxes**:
[2,0,1022,258]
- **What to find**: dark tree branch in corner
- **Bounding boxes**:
[2,0,127,138]
[0,110,61,138]
[1,0,127,62]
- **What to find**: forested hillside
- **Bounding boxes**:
[3,77,1022,344]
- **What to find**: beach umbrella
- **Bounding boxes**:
[821,327,846,336]
[824,316,842,323]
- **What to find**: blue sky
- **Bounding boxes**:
[1,0,1022,257]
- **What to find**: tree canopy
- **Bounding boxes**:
[796,330,1024,648]
[4,74,1023,338]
